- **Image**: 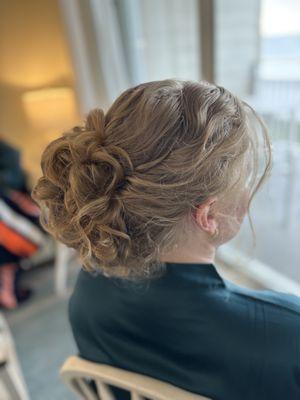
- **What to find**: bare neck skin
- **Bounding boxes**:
[159,230,216,265]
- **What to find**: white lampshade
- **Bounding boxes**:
[22,87,78,133]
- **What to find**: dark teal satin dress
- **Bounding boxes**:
[68,262,300,399]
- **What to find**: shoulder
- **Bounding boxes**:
[223,280,300,395]
[223,279,300,317]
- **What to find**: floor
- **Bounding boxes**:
[3,263,79,400]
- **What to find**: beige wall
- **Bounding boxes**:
[0,0,80,184]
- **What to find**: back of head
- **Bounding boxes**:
[32,79,271,280]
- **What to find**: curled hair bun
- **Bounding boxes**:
[33,105,141,279]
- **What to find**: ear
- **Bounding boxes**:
[193,196,218,235]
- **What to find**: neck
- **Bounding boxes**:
[159,241,216,265]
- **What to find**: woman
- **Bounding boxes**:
[32,79,300,399]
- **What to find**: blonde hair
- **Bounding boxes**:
[32,79,272,280]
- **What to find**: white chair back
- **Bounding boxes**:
[60,356,212,400]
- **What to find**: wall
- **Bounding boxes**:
[0,0,80,184]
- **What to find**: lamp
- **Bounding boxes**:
[22,87,78,135]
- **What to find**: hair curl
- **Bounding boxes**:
[32,79,272,280]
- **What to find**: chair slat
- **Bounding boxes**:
[131,390,144,400]
[95,380,115,400]
[76,378,98,400]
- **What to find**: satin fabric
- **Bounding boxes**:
[69,262,300,399]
